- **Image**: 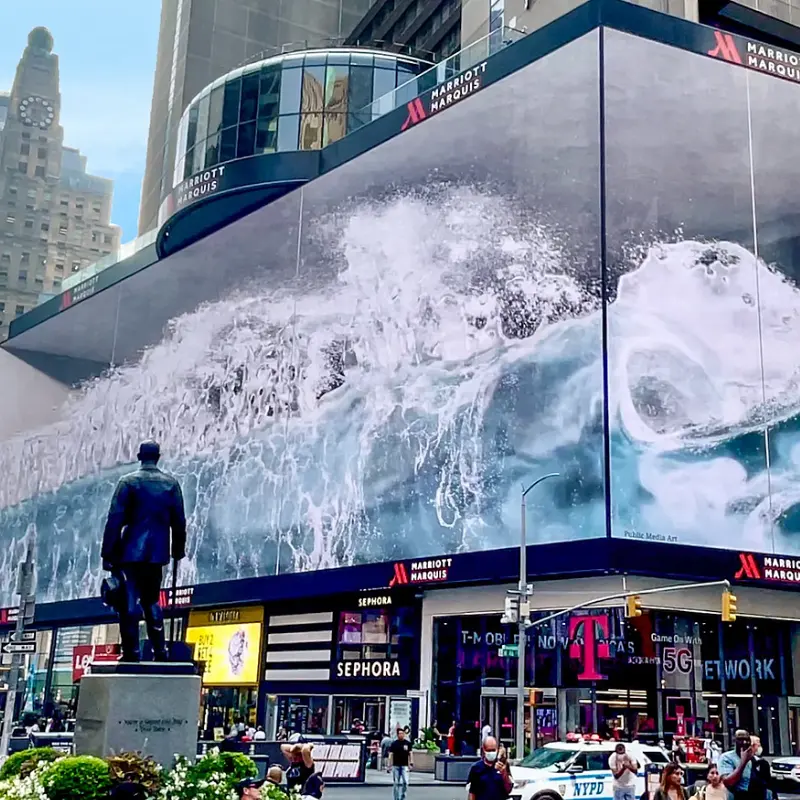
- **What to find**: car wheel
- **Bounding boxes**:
[533,790,564,800]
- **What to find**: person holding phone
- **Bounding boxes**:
[609,743,640,800]
[467,736,512,800]
[719,730,755,800]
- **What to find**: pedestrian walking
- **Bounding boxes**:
[466,735,512,800]
[609,742,640,800]
[388,726,414,800]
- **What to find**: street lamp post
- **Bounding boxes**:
[516,472,559,762]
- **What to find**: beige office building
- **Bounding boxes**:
[0,28,120,341]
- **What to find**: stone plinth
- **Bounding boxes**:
[74,662,200,766]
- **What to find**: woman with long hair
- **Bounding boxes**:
[655,763,687,800]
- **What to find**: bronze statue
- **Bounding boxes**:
[101,441,187,662]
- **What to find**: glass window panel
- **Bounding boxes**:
[327,52,349,65]
[302,66,325,113]
[239,73,259,122]
[191,141,205,174]
[208,86,224,134]
[348,66,373,113]
[259,66,281,118]
[375,55,397,69]
[182,151,193,180]
[325,65,350,115]
[186,106,199,152]
[299,112,323,150]
[221,79,242,128]
[323,113,346,147]
[350,53,374,67]
[277,114,300,151]
[256,116,278,153]
[237,121,256,158]
[282,54,304,68]
[220,126,237,162]
[205,132,220,167]
[372,68,396,103]
[279,68,302,114]
[195,93,210,145]
[304,52,327,66]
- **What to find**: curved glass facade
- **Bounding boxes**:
[173,49,430,187]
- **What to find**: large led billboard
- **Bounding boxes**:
[604,31,800,554]
[0,33,603,603]
[3,20,800,607]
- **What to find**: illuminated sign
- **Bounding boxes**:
[400,62,488,132]
[389,557,453,586]
[334,659,404,679]
[358,594,392,608]
[706,30,800,86]
[735,552,800,584]
[159,585,194,610]
[186,606,264,686]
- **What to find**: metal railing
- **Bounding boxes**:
[350,25,526,126]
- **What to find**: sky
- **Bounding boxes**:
[0,2,161,242]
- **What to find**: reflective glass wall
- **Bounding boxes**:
[173,49,429,185]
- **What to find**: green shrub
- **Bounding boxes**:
[187,750,256,785]
[43,755,112,800]
[0,747,62,780]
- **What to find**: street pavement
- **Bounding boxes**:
[326,769,466,800]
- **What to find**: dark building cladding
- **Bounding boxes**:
[346,0,462,61]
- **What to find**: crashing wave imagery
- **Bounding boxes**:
[0,188,797,604]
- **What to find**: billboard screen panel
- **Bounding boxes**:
[0,32,603,603]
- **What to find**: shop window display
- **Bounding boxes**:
[432,610,796,756]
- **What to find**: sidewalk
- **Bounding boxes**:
[363,768,445,787]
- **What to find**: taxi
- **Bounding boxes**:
[510,740,669,800]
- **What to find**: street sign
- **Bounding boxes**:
[1,631,35,643]
[2,642,34,655]
[499,644,519,657]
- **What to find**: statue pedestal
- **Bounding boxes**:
[74,662,200,766]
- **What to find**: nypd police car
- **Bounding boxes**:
[510,741,669,800]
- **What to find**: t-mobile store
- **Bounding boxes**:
[419,578,800,757]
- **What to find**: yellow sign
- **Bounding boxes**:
[186,608,263,686]
[189,606,264,627]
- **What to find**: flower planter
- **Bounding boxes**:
[412,749,437,773]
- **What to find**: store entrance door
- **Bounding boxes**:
[480,693,516,753]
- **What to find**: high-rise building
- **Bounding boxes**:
[137,0,374,236]
[0,28,120,341]
[345,0,463,60]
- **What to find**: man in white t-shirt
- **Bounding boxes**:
[608,743,639,800]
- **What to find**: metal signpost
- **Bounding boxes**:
[0,541,36,758]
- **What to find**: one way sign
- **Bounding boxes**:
[1,631,35,643]
[2,642,34,655]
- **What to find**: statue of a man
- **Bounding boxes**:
[101,441,187,662]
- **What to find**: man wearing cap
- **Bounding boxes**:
[719,729,756,800]
[235,777,266,800]
[102,440,187,662]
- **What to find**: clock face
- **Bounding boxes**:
[18,96,55,130]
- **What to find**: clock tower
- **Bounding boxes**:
[0,28,120,341]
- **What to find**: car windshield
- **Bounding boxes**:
[519,748,578,769]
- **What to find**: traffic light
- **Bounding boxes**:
[722,590,738,622]
[625,595,642,618]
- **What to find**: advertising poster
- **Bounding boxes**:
[186,607,263,686]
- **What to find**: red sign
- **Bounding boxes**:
[708,31,743,65]
[568,614,611,681]
[72,643,120,682]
